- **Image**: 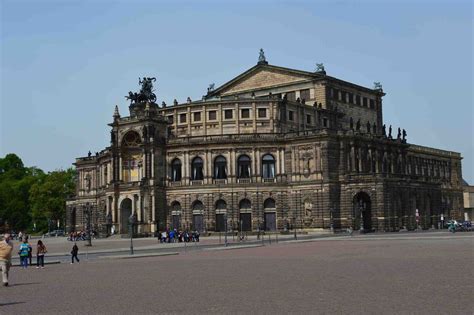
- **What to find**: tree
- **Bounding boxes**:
[30,168,75,232]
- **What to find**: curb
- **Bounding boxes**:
[98,252,179,260]
[12,260,61,267]
[203,244,264,251]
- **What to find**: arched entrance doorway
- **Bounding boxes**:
[171,201,181,230]
[70,208,76,233]
[192,201,204,232]
[120,198,132,234]
[353,192,372,232]
[239,199,252,231]
[264,198,277,231]
[215,200,227,232]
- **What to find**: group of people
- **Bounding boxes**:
[158,229,200,243]
[18,236,48,269]
[67,230,96,241]
[0,233,47,287]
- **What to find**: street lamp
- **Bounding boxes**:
[359,200,365,234]
[330,207,334,233]
[85,203,92,246]
[224,212,228,247]
[106,212,112,236]
[293,216,297,240]
[129,213,136,255]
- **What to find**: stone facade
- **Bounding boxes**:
[66,60,464,236]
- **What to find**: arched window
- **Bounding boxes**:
[216,199,227,210]
[262,154,275,179]
[191,157,204,180]
[171,158,182,181]
[239,199,251,210]
[264,198,276,209]
[171,201,181,212]
[192,200,204,211]
[237,155,251,178]
[214,156,227,179]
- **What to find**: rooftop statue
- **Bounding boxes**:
[316,63,325,72]
[258,48,267,64]
[125,77,157,104]
[373,82,383,91]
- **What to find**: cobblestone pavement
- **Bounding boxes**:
[1,233,472,314]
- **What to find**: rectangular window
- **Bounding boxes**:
[363,97,368,107]
[288,110,294,121]
[167,115,174,123]
[306,114,311,124]
[356,95,361,106]
[332,89,339,100]
[348,93,353,104]
[300,89,310,102]
[193,112,201,122]
[369,99,375,109]
[286,91,296,102]
[179,113,187,123]
[224,109,233,119]
[258,108,267,118]
[241,108,250,119]
[208,110,217,120]
[341,91,346,103]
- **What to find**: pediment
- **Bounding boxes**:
[220,68,312,95]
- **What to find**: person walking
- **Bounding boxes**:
[71,243,80,264]
[0,233,13,286]
[18,239,30,268]
[36,240,47,269]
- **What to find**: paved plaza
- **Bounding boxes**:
[1,232,473,314]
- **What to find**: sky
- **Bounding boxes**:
[1,0,473,183]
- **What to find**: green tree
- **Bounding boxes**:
[0,154,39,231]
[29,168,75,232]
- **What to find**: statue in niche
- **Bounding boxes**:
[349,117,354,130]
[366,121,371,133]
[142,126,148,141]
[372,123,377,134]
[356,119,361,131]
[85,174,91,192]
[304,200,312,217]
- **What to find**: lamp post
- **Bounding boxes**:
[129,214,136,255]
[224,212,228,247]
[293,216,297,240]
[85,203,92,246]
[359,200,365,234]
[330,207,334,233]
[106,212,112,237]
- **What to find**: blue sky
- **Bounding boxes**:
[1,0,473,183]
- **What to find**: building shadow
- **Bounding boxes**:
[9,282,40,287]
[0,302,25,306]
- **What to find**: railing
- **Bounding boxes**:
[213,179,227,185]
[169,181,182,187]
[237,178,251,184]
[191,180,204,185]
[263,178,276,183]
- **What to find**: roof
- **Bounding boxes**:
[205,62,383,99]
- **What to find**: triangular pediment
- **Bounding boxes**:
[212,64,316,97]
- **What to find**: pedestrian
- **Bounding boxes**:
[26,237,33,266]
[18,239,30,268]
[71,243,80,264]
[36,240,47,269]
[0,233,13,286]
